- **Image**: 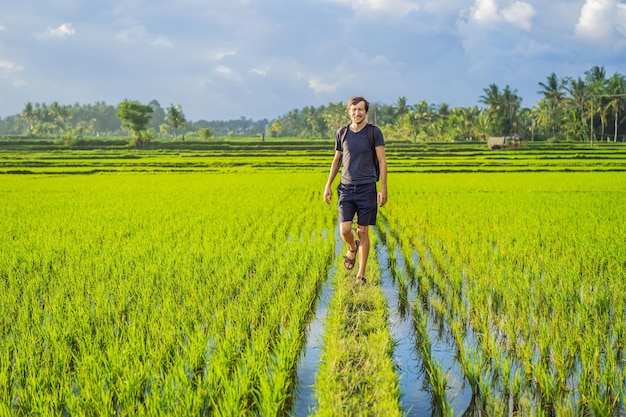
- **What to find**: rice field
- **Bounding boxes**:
[0,140,624,416]
[383,172,626,415]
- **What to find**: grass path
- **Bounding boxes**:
[313,231,403,417]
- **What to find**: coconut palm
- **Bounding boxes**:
[479,84,521,136]
[603,73,626,142]
[538,73,567,104]
[394,96,412,118]
[165,104,186,139]
[537,73,568,139]
[565,77,590,141]
[21,102,36,137]
[501,85,521,135]
[585,66,608,141]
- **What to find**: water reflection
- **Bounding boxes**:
[292,227,342,416]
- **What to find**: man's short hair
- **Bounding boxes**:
[347,96,369,113]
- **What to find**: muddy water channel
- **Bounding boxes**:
[292,228,342,416]
[374,222,473,416]
[293,224,478,416]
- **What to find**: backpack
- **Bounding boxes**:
[339,123,380,182]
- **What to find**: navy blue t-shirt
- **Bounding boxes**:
[335,124,385,185]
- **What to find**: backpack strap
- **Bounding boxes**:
[366,124,374,149]
[339,125,350,144]
[368,124,380,182]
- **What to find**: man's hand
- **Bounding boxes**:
[324,185,333,205]
[378,186,387,207]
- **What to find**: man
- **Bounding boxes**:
[323,96,387,284]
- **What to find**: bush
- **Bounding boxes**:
[198,128,213,141]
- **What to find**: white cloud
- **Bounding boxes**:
[213,49,238,60]
[467,0,535,29]
[151,36,173,48]
[251,66,270,76]
[1,0,626,121]
[501,2,535,30]
[215,65,232,75]
[116,25,173,48]
[46,23,75,38]
[576,0,612,41]
[214,65,243,83]
[308,78,342,93]
[0,60,22,71]
[470,0,500,23]
[327,0,421,18]
[618,3,626,36]
[0,59,26,87]
[575,0,626,43]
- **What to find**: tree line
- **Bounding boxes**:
[1,66,625,143]
[268,66,626,143]
[0,100,269,143]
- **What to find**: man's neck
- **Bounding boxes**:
[350,121,367,132]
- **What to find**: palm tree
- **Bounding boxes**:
[281,109,301,137]
[269,119,283,137]
[585,66,608,142]
[21,102,35,137]
[479,84,521,136]
[413,100,434,140]
[457,106,482,140]
[537,73,567,139]
[394,96,412,118]
[49,101,72,138]
[501,85,521,135]
[165,104,186,139]
[321,102,348,138]
[538,73,567,103]
[301,105,323,138]
[479,84,503,135]
[603,73,626,142]
[532,99,553,140]
[565,77,589,141]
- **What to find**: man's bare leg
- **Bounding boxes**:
[356,225,370,282]
[340,221,358,268]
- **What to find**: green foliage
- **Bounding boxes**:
[315,248,402,416]
[0,144,624,415]
[3,66,625,144]
[165,104,186,139]
[268,119,283,137]
[116,100,154,146]
[386,171,626,415]
[0,172,334,416]
[198,127,213,141]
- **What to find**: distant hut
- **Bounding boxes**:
[488,134,520,150]
[488,136,506,150]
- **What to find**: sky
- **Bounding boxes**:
[1,0,626,122]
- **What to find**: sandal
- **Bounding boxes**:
[343,240,360,270]
[356,276,367,285]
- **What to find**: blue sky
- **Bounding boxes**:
[1,0,625,121]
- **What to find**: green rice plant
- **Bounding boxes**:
[411,303,452,416]
[0,172,335,416]
[383,172,626,414]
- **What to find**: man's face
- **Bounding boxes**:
[349,101,367,125]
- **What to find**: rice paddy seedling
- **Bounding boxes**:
[383,171,626,415]
[1,142,624,416]
[0,172,335,416]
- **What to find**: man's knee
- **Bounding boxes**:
[340,222,353,238]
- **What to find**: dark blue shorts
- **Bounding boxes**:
[337,182,378,226]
